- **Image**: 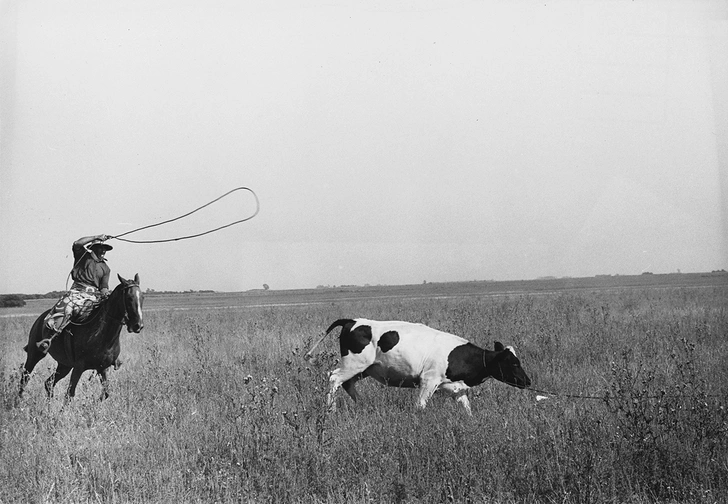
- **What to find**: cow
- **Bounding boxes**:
[306,318,531,415]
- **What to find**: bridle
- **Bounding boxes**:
[117,281,142,327]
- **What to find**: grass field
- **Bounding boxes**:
[1,274,727,503]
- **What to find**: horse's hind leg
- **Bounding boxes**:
[19,346,48,398]
[45,364,72,399]
[19,316,50,398]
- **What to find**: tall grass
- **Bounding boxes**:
[1,286,727,503]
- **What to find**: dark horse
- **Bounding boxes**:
[19,274,144,401]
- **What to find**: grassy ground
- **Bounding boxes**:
[1,282,727,503]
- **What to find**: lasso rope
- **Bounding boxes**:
[58,187,258,291]
[525,386,604,400]
[109,186,260,244]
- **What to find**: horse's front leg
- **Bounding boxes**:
[45,364,72,398]
[65,367,85,401]
[18,367,31,399]
[18,358,41,398]
[97,367,111,400]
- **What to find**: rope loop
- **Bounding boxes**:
[109,186,259,244]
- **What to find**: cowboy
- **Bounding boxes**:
[36,234,114,353]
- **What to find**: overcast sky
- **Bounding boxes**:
[1,0,726,294]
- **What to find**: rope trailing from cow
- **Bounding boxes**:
[109,186,260,244]
[524,385,723,401]
[525,386,604,400]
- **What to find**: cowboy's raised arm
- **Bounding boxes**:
[73,234,110,259]
[74,234,109,248]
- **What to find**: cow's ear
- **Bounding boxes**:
[494,341,504,351]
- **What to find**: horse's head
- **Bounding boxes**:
[118,273,144,333]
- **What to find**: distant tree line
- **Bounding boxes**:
[2,291,66,302]
[0,294,27,307]
[0,290,77,307]
[1,290,225,305]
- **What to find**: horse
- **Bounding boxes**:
[19,274,145,401]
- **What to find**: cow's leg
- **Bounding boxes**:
[454,394,473,416]
[327,346,375,411]
[45,364,72,398]
[327,368,349,410]
[417,376,441,410]
[66,367,85,401]
[439,382,473,415]
[98,367,111,401]
[342,372,366,402]
[328,367,368,410]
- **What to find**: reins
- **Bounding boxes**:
[109,186,259,244]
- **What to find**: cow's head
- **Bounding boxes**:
[487,342,531,389]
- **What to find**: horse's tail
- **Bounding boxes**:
[304,318,354,360]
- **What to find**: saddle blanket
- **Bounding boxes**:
[45,289,104,331]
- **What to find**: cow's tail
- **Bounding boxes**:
[304,318,353,360]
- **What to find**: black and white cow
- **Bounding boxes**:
[307,318,531,414]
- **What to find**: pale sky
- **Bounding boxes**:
[1,0,727,293]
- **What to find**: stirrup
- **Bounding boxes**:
[36,339,52,353]
[36,331,59,353]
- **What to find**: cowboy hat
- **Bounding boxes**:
[88,239,113,251]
